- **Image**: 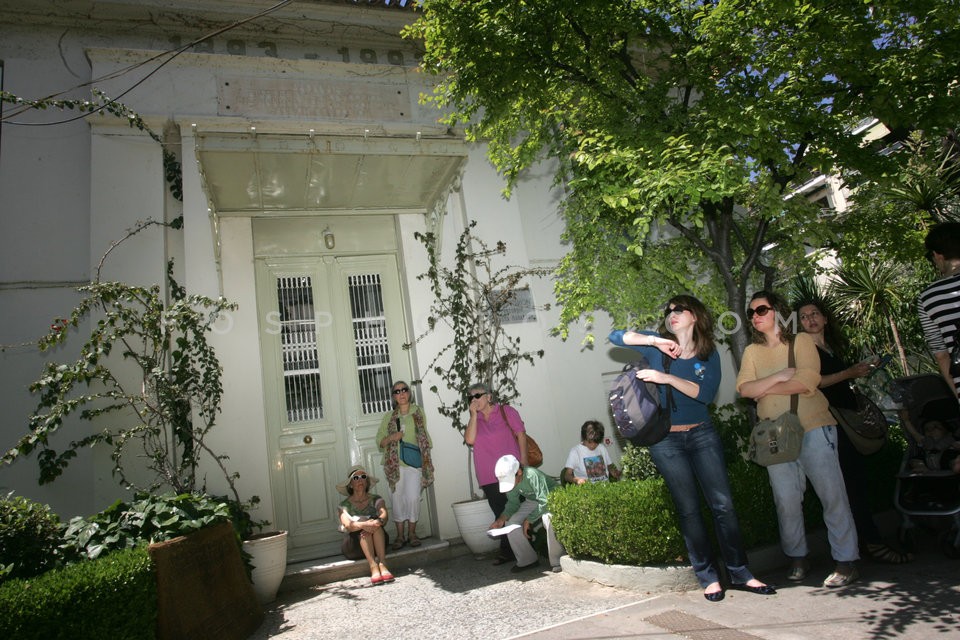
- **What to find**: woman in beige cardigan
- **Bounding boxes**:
[735,290,859,588]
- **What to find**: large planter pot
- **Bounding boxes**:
[243,530,289,604]
[452,499,500,555]
[149,521,263,640]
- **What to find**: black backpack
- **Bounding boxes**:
[608,355,673,446]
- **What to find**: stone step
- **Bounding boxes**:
[279,538,472,592]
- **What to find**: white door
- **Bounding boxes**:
[256,252,422,562]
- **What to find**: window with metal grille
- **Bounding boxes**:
[277,276,323,422]
[349,273,393,415]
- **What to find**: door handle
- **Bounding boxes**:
[303,435,313,445]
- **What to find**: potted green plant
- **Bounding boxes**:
[406,221,549,553]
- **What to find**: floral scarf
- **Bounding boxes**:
[382,403,434,492]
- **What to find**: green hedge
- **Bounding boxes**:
[550,401,906,566]
[550,478,686,565]
[0,546,156,640]
[0,493,62,582]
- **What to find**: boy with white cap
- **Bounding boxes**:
[490,454,566,573]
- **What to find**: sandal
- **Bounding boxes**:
[378,564,395,583]
[408,535,422,547]
[823,565,858,588]
[866,543,913,564]
[787,558,809,582]
[391,537,407,551]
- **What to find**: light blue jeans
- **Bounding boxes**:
[766,425,859,562]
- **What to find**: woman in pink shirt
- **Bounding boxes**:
[463,382,528,565]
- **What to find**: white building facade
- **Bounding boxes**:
[0,0,645,562]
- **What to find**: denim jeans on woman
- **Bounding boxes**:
[766,425,859,562]
[649,421,755,588]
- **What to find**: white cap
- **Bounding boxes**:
[494,454,520,493]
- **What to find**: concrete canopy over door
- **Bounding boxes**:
[196,133,467,561]
[197,133,467,216]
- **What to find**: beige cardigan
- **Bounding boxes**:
[736,332,835,432]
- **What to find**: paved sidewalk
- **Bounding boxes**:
[251,527,959,640]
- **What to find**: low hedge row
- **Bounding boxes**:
[0,546,156,640]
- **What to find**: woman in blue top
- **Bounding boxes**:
[609,294,774,602]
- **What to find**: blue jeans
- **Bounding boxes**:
[766,425,859,562]
[649,422,754,588]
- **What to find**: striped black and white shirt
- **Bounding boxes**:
[918,272,960,389]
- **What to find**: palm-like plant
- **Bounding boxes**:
[829,260,912,374]
[884,133,960,225]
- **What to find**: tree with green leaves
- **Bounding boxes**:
[406,0,960,366]
[816,132,960,375]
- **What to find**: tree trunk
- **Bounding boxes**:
[889,315,911,375]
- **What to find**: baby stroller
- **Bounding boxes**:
[891,373,960,557]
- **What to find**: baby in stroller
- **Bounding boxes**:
[904,420,960,475]
[893,373,960,556]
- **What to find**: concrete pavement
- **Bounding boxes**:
[251,525,959,640]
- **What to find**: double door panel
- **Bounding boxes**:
[257,254,417,562]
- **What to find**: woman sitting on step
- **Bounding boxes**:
[337,466,396,586]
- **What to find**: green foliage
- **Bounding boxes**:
[406,221,550,432]
[2,259,241,501]
[788,259,930,379]
[828,260,927,375]
[820,132,960,377]
[58,492,234,564]
[549,478,686,565]
[407,1,960,363]
[618,443,660,482]
[0,493,62,583]
[0,546,156,640]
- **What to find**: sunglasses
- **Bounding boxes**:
[350,473,368,482]
[663,305,689,317]
[392,387,410,395]
[469,392,486,400]
[747,305,774,319]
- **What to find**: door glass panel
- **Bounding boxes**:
[277,276,323,422]
[348,273,393,415]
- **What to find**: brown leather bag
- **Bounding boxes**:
[499,404,543,467]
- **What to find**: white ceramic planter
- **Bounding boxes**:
[243,530,289,604]
[452,499,500,555]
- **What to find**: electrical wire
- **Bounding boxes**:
[1,0,296,126]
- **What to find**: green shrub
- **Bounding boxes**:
[60,491,232,564]
[0,493,62,582]
[0,546,156,640]
[618,443,660,481]
[549,478,686,565]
